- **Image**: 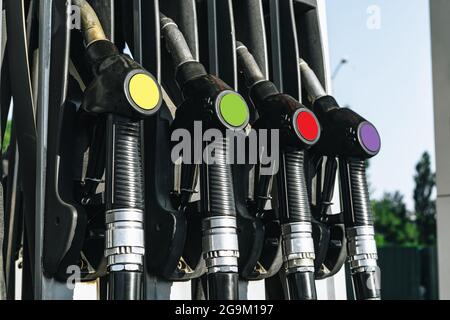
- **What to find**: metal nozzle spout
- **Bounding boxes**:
[236,42,266,89]
[72,0,108,46]
[299,59,327,102]
[160,14,196,70]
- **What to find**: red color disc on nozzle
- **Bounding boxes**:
[296,110,320,142]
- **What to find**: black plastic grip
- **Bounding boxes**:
[283,151,312,223]
[204,139,237,218]
[348,160,374,226]
[106,117,145,212]
[340,159,374,228]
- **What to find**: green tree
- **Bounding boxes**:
[413,152,436,246]
[372,151,437,248]
[373,192,419,247]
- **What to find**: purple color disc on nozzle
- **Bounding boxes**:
[359,122,381,154]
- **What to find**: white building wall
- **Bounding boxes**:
[430,0,450,300]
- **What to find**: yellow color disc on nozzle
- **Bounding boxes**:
[128,73,161,111]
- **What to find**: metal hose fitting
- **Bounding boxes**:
[105,209,145,272]
[202,216,239,274]
[347,226,378,271]
[281,222,315,273]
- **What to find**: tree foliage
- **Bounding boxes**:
[413,152,436,246]
[373,192,419,247]
[372,152,436,247]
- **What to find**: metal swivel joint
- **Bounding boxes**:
[74,0,162,300]
[161,15,250,300]
[237,43,321,300]
[300,59,382,300]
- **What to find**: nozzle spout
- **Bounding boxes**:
[72,0,107,46]
[299,59,327,102]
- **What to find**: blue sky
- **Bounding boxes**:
[325,0,435,210]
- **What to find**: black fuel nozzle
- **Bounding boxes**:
[161,16,250,134]
[161,15,249,301]
[82,39,162,120]
[300,59,381,300]
[237,43,319,300]
[74,0,162,300]
[299,59,381,159]
[237,43,320,150]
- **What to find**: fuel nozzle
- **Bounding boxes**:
[74,0,162,120]
[237,43,319,300]
[300,59,381,300]
[74,0,162,300]
[237,43,320,149]
[161,16,250,132]
[160,14,249,301]
[299,59,381,159]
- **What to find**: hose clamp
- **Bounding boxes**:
[105,208,145,272]
[202,216,239,274]
[281,222,315,273]
[347,226,378,272]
